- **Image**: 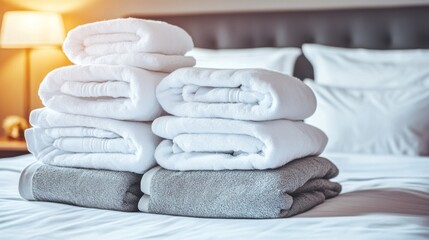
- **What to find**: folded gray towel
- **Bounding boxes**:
[19,162,142,212]
[139,156,341,218]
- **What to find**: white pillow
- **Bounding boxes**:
[302,44,429,88]
[304,80,429,155]
[187,47,301,75]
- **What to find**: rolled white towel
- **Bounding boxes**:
[151,116,327,171]
[156,68,317,121]
[39,64,165,121]
[63,18,195,72]
[25,108,161,174]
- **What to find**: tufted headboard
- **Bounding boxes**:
[132,6,429,80]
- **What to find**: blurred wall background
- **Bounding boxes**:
[0,0,428,135]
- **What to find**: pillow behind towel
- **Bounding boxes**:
[187,47,301,75]
[305,80,429,155]
[303,44,429,88]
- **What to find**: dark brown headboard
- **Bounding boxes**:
[132,6,429,80]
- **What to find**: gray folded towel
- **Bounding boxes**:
[139,156,341,218]
[19,162,142,212]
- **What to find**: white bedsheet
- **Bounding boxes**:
[1,154,428,240]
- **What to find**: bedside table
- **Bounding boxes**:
[0,137,29,158]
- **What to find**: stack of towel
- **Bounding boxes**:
[19,18,195,211]
[17,17,341,218]
[139,68,342,218]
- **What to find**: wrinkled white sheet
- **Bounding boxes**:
[1,153,428,240]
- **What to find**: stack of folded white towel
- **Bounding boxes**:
[20,18,195,211]
[138,67,341,218]
[151,67,327,170]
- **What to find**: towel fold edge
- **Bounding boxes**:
[141,166,162,195]
[19,161,43,201]
[138,195,151,212]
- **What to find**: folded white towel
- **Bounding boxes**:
[156,68,317,121]
[63,18,196,72]
[39,64,165,121]
[25,108,161,174]
[151,116,327,170]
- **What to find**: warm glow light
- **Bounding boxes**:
[4,0,93,13]
[0,11,65,48]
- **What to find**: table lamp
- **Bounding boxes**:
[0,11,65,121]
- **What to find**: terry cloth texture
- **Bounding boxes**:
[62,18,195,72]
[19,162,142,212]
[156,67,317,121]
[138,156,341,218]
[39,64,166,121]
[26,108,160,174]
[151,116,327,170]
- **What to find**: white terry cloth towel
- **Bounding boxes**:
[156,68,317,121]
[25,108,161,174]
[63,18,196,72]
[151,116,328,171]
[39,64,166,121]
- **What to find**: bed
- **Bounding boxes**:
[1,5,429,239]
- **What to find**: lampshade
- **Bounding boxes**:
[0,11,65,48]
